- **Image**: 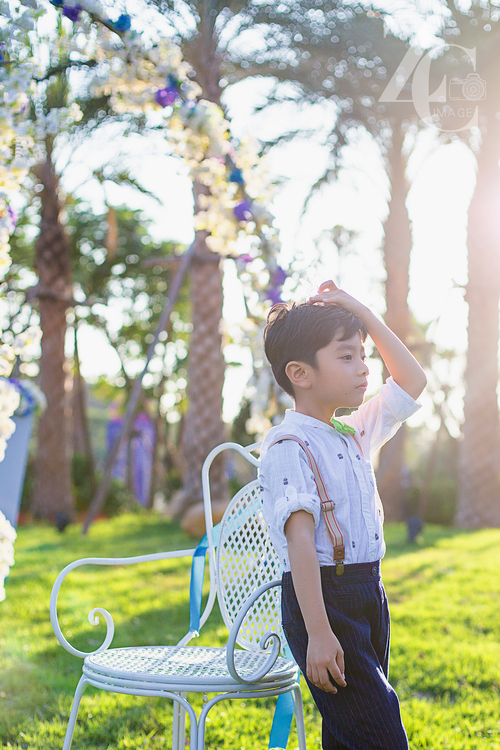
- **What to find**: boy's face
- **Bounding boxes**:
[301,331,369,412]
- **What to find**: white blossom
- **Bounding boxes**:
[0,510,16,603]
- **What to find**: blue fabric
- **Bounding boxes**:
[189,523,221,635]
[281,563,409,750]
[269,682,295,749]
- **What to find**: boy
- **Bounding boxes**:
[259,280,426,750]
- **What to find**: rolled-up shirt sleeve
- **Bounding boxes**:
[259,437,321,549]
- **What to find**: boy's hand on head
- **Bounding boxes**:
[309,280,368,321]
[306,630,347,693]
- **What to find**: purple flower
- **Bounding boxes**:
[113,13,131,31]
[62,4,81,21]
[271,266,287,288]
[233,200,252,222]
[266,287,283,305]
[155,87,178,107]
[237,253,254,265]
[6,205,17,233]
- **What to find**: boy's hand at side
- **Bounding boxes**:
[307,629,346,694]
[285,510,347,694]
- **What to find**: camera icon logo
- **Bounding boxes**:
[449,73,486,102]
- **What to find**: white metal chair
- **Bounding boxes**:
[50,441,306,750]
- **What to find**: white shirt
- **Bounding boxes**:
[259,377,421,572]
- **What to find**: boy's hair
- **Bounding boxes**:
[263,302,368,398]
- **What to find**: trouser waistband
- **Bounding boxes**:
[320,560,381,582]
[282,560,382,586]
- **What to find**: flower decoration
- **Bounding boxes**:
[266,287,283,305]
[233,200,253,222]
[62,4,82,22]
[112,13,131,32]
[0,510,16,603]
[270,266,287,288]
[11,0,288,442]
[229,168,244,185]
[155,86,178,108]
[8,379,45,417]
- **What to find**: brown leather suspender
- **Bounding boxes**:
[268,434,346,575]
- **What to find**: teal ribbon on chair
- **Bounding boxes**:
[189,523,221,635]
[188,524,296,749]
[269,644,298,749]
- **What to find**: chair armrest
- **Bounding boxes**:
[226,579,284,684]
[50,548,196,658]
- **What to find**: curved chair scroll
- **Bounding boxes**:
[50,548,196,658]
[226,579,284,684]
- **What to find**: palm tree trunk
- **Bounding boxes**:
[31,148,74,522]
[175,17,228,518]
[179,234,227,512]
[456,124,500,527]
[376,121,412,522]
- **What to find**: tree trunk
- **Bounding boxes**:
[456,124,500,528]
[175,18,228,518]
[31,149,74,523]
[376,122,413,522]
[177,235,227,513]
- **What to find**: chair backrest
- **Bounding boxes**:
[200,441,285,653]
[216,478,284,653]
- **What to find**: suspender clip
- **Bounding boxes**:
[333,545,345,575]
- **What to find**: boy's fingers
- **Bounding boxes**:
[337,651,346,682]
[328,659,347,688]
[307,662,337,693]
[318,279,338,293]
[316,667,337,693]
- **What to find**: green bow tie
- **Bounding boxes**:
[330,417,356,435]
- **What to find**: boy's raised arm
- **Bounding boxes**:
[285,510,347,693]
[309,281,427,401]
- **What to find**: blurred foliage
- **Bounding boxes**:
[71,453,136,516]
[20,453,137,518]
[9,199,193,421]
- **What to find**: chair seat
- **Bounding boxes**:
[84,645,298,693]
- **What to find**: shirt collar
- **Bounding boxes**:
[283,409,338,434]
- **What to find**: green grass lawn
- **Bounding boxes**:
[1,515,500,749]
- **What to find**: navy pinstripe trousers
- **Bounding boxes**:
[281,562,409,750]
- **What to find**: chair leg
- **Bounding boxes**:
[172,692,187,750]
[197,693,229,750]
[62,676,89,750]
[292,685,307,750]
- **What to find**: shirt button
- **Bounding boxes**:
[371,565,378,577]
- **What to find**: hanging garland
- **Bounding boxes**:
[46,0,289,439]
[45,0,288,312]
[0,0,45,600]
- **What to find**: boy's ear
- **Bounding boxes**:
[285,361,311,390]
